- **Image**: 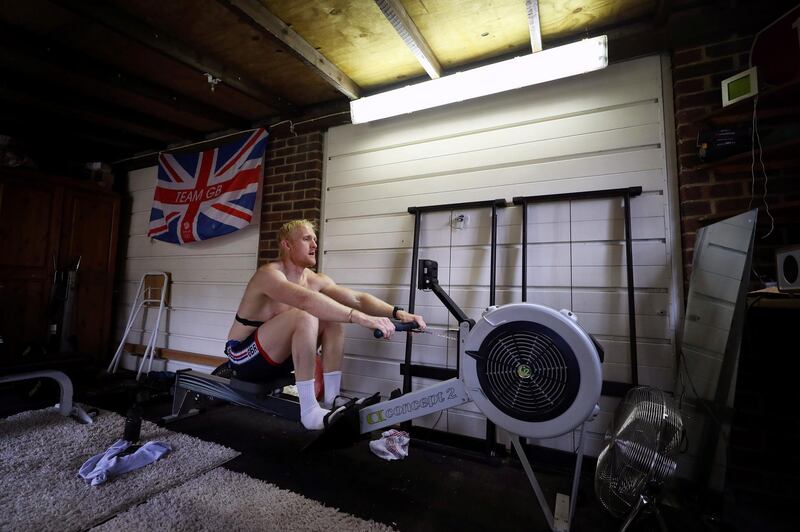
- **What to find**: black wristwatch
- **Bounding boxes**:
[392,306,403,319]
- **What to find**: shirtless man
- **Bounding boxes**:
[225,219,426,430]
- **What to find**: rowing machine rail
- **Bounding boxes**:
[358,377,469,433]
[164,368,299,422]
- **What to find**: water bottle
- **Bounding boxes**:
[123,403,142,443]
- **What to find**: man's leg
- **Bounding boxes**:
[255,309,328,429]
[318,320,344,407]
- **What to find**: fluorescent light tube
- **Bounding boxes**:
[350,35,608,124]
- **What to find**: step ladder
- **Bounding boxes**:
[108,272,169,380]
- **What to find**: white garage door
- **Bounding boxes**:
[322,55,681,456]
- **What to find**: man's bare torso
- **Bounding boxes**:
[227,262,330,341]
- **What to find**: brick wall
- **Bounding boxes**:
[672,35,800,287]
[673,33,800,525]
[258,131,324,264]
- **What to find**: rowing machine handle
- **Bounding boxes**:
[374,321,419,338]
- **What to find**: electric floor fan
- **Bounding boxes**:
[595,386,684,531]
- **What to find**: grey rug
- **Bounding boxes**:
[95,467,395,532]
[0,407,239,532]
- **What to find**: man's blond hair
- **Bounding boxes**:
[277,219,316,257]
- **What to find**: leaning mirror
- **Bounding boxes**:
[677,208,758,490]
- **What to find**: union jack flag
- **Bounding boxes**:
[147,128,268,244]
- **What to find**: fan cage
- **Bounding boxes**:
[595,386,684,517]
[474,321,580,423]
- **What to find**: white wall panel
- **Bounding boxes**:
[114,305,233,340]
[327,123,661,187]
[327,102,659,176]
[113,166,258,372]
[126,227,258,257]
[326,150,664,208]
[120,281,246,312]
[324,169,664,219]
[323,55,680,453]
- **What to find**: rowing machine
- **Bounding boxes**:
[164,257,603,531]
[313,259,604,531]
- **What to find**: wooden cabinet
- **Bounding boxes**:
[0,168,120,366]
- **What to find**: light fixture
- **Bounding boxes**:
[350,35,608,124]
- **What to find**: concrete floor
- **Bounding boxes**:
[1,369,731,531]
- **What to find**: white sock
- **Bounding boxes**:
[323,371,342,408]
[296,379,329,430]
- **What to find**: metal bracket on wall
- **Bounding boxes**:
[404,199,507,450]
[513,186,643,393]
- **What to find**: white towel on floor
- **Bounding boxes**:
[78,439,171,486]
[369,429,410,461]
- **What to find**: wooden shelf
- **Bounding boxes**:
[692,138,800,170]
[697,79,800,126]
[692,78,800,170]
[705,105,800,126]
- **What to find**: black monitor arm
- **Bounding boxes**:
[418,260,475,329]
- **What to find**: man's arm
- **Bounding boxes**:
[257,269,397,336]
[318,274,427,330]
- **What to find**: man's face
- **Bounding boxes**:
[285,224,317,267]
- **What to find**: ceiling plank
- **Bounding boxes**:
[374,0,442,79]
[0,76,194,143]
[525,0,543,53]
[0,106,159,159]
[50,0,296,114]
[0,126,129,162]
[218,0,361,100]
[0,117,150,153]
[654,0,672,27]
[0,21,250,131]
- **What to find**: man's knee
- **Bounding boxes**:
[292,309,319,332]
[320,320,343,337]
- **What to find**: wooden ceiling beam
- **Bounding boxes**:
[0,107,159,158]
[525,0,543,53]
[0,118,150,154]
[653,0,672,27]
[255,99,351,138]
[50,0,297,115]
[0,76,195,143]
[0,21,250,131]
[374,0,442,79]
[218,0,361,100]
[0,126,129,161]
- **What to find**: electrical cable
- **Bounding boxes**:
[747,96,775,239]
[753,98,775,239]
[743,4,796,240]
[113,111,351,165]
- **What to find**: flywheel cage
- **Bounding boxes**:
[475,321,581,422]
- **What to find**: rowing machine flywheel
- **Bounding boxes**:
[462,303,602,439]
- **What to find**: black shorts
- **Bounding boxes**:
[224,331,294,382]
